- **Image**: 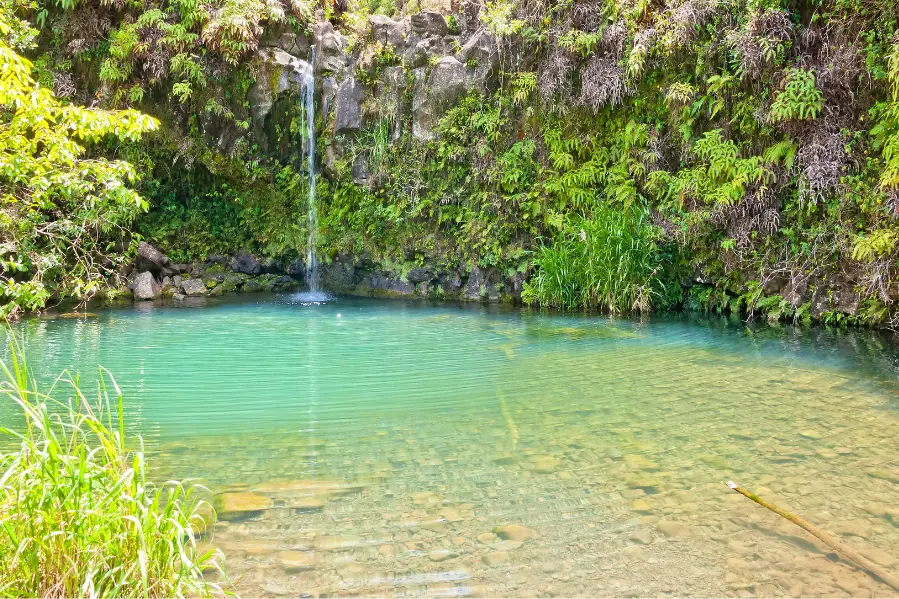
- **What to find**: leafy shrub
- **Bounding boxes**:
[0,342,226,597]
[0,14,157,318]
[769,68,823,121]
[522,208,662,312]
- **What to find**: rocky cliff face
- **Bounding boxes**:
[137,10,520,303]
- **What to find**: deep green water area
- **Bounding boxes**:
[4,295,899,597]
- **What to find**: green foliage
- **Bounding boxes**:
[0,14,157,318]
[0,341,226,597]
[522,209,662,312]
[769,68,823,122]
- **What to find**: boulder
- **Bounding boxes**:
[314,21,348,74]
[372,274,415,297]
[411,11,448,36]
[181,278,208,296]
[135,242,171,277]
[369,15,409,48]
[132,271,161,301]
[464,265,486,300]
[457,28,501,92]
[404,35,450,69]
[287,258,306,277]
[376,66,406,139]
[243,279,264,293]
[261,257,283,274]
[407,267,434,283]
[334,77,366,135]
[265,275,299,292]
[230,251,263,276]
[249,49,313,140]
[413,57,469,140]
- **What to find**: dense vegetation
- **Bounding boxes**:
[4,0,899,325]
[0,343,225,597]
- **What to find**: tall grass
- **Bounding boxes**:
[522,207,661,312]
[0,341,226,598]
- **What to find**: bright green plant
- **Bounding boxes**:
[769,68,823,121]
[0,14,158,318]
[0,341,226,597]
[523,208,662,312]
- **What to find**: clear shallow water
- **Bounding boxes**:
[4,296,899,597]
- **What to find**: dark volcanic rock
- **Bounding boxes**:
[230,251,262,276]
[407,267,435,284]
[136,242,171,277]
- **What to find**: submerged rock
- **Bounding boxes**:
[314,535,363,552]
[429,548,457,562]
[275,550,316,572]
[482,551,510,566]
[493,524,533,542]
[214,491,272,519]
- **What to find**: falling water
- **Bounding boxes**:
[301,53,321,297]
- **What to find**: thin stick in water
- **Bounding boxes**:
[726,481,899,592]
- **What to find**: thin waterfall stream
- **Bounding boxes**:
[300,51,324,300]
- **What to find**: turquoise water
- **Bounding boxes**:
[4,295,899,597]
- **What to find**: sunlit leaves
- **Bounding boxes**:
[0,15,158,316]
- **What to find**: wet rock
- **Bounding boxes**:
[830,519,871,539]
[477,532,498,545]
[243,279,264,293]
[181,278,208,296]
[230,251,262,276]
[493,540,524,551]
[287,258,305,277]
[265,275,299,292]
[133,271,161,301]
[136,241,172,277]
[493,524,533,542]
[530,455,562,474]
[632,499,652,513]
[275,550,316,572]
[656,520,693,538]
[262,583,292,596]
[172,293,186,301]
[452,536,466,545]
[482,551,510,566]
[429,548,457,562]
[249,49,313,141]
[407,267,435,284]
[315,535,362,552]
[214,491,272,520]
[630,530,654,545]
[378,544,395,557]
[865,547,898,567]
[867,469,899,484]
[800,430,823,440]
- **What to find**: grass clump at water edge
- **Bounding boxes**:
[0,341,227,598]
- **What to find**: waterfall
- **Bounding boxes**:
[296,51,327,302]
[302,54,319,294]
